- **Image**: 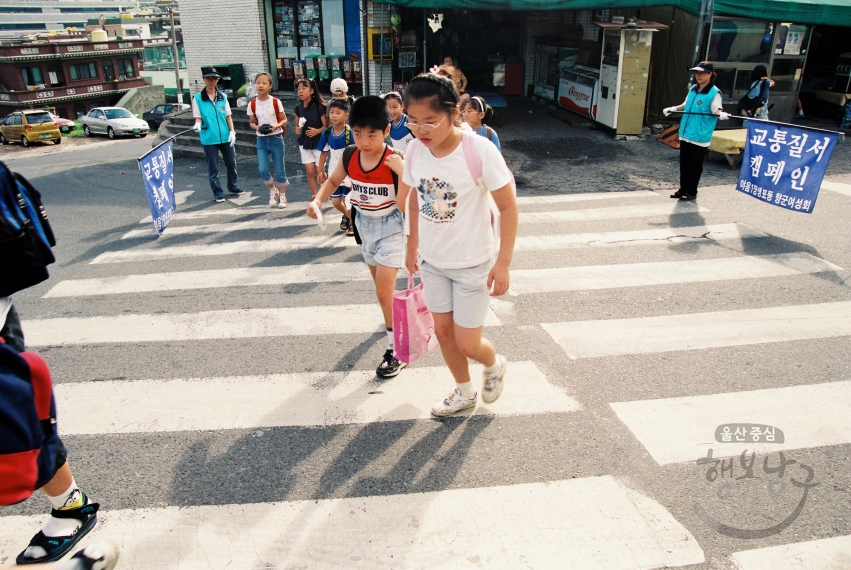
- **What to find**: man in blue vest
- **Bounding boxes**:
[192,70,243,202]
[663,62,730,200]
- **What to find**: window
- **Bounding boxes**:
[56,108,67,119]
[118,58,136,78]
[771,58,806,92]
[20,66,44,87]
[0,23,46,30]
[707,19,773,64]
[24,112,52,125]
[103,61,115,82]
[74,104,87,118]
[69,62,98,81]
[0,7,43,12]
[48,64,66,87]
[13,115,22,125]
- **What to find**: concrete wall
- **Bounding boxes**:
[116,84,165,115]
[179,0,270,96]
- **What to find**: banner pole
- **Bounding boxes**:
[670,111,845,136]
[138,128,195,163]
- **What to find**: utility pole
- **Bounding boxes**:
[169,7,182,103]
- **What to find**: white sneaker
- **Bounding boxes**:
[278,191,288,209]
[431,388,476,417]
[268,187,278,207]
[482,354,507,404]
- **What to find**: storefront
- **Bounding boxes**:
[263,0,364,92]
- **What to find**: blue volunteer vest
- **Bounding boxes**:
[679,84,721,144]
[193,89,231,146]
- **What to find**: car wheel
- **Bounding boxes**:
[55,137,62,145]
[21,136,30,148]
[107,127,116,139]
[83,125,91,137]
[0,133,7,145]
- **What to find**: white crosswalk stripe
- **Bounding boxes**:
[8,186,850,568]
[542,301,851,359]
[53,362,578,434]
[0,477,705,570]
[731,535,851,569]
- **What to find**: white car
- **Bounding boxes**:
[81,107,149,139]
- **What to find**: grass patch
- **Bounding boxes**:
[62,119,86,139]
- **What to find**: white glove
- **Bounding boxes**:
[663,106,678,117]
[228,131,236,145]
[192,122,201,132]
[718,111,730,121]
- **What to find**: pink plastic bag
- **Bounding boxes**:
[392,274,438,365]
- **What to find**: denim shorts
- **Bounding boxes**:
[419,258,494,329]
[355,209,404,268]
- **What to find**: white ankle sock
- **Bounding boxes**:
[457,382,475,399]
[484,355,503,375]
[386,328,394,350]
[23,483,87,559]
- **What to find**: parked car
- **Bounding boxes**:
[142,103,189,129]
[50,113,76,134]
[0,110,61,147]
[81,107,149,139]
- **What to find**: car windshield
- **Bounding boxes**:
[25,112,53,124]
[104,109,134,120]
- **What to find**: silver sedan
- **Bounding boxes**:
[81,107,149,139]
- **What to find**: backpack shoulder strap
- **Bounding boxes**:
[250,98,256,114]
[344,125,352,145]
[387,146,400,191]
[460,131,484,189]
[342,145,357,177]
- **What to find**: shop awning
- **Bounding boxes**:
[379,0,851,27]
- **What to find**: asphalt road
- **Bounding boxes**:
[1,118,850,569]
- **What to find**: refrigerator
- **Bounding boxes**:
[558,67,599,119]
[274,0,323,60]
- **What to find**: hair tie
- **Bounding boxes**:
[430,65,441,74]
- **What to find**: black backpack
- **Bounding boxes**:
[0,162,56,297]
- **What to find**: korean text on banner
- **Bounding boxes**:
[139,140,175,235]
[737,120,839,214]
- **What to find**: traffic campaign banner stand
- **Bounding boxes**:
[137,129,192,236]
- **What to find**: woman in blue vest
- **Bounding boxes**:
[192,70,244,203]
[663,62,730,200]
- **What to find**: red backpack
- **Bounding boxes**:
[249,97,286,135]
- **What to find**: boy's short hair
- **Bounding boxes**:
[348,95,389,132]
[328,98,350,113]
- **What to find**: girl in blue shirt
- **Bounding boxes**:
[462,96,501,151]
[383,91,413,153]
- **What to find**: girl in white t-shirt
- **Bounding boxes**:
[398,73,518,417]
[247,73,289,207]
[383,91,413,153]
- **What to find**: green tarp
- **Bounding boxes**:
[379,0,851,27]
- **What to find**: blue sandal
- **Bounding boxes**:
[16,502,100,565]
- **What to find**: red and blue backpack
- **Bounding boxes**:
[0,342,59,506]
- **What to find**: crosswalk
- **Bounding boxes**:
[3,180,851,569]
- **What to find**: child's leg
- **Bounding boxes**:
[257,139,277,206]
[304,162,319,197]
[331,196,346,215]
[367,262,397,329]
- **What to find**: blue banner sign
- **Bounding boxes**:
[139,141,175,235]
[737,120,839,214]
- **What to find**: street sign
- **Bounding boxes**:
[737,120,840,214]
[139,140,175,235]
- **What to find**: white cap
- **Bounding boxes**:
[330,77,348,94]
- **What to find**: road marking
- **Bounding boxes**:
[731,535,851,569]
[54,361,576,434]
[542,301,851,359]
[174,190,194,205]
[139,200,322,223]
[821,180,851,197]
[0,477,704,569]
[228,190,258,206]
[96,223,766,264]
[90,233,356,264]
[610,380,851,465]
[123,214,320,239]
[23,305,501,346]
[514,223,766,251]
[514,189,659,205]
[520,202,707,223]
[510,253,842,294]
[44,263,371,297]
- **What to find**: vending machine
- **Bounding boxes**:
[593,23,662,135]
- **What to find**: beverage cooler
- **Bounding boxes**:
[534,44,577,101]
[558,68,599,119]
[273,0,323,87]
[594,23,661,135]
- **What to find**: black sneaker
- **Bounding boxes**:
[227,188,245,195]
[376,349,406,378]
